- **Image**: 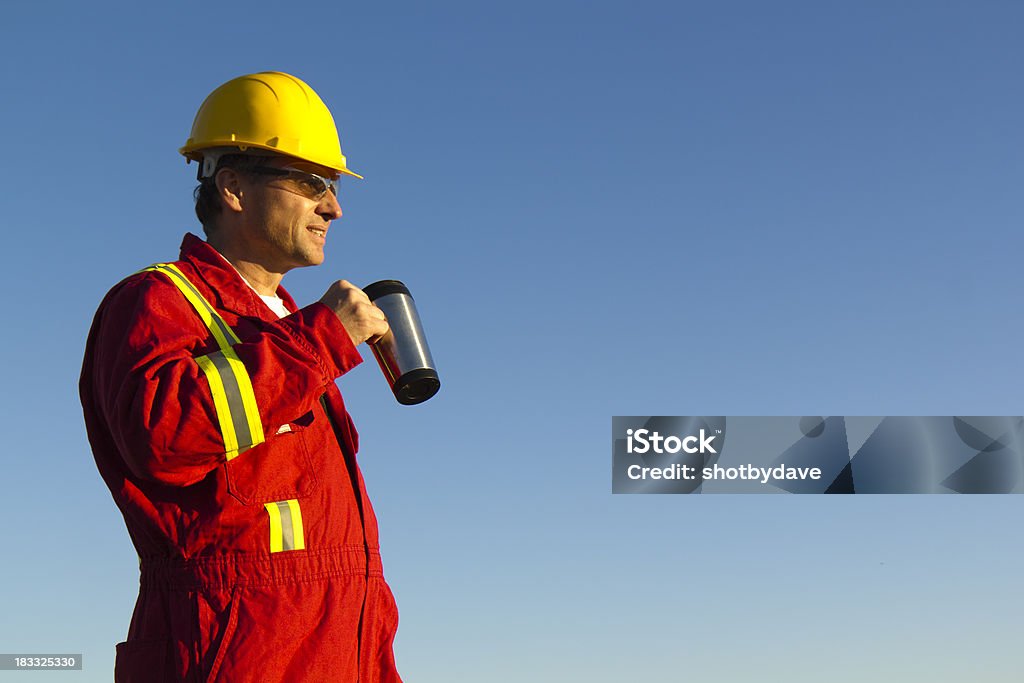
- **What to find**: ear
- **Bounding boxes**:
[215,167,246,214]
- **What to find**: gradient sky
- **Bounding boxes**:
[2,1,1022,681]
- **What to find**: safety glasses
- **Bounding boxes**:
[247,165,340,201]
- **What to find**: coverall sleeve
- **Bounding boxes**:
[89,273,362,486]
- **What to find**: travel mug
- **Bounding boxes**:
[363,280,440,405]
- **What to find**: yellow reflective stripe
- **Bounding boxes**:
[264,502,284,553]
[221,346,265,450]
[143,262,265,459]
[286,499,305,551]
[195,347,266,460]
[264,499,304,553]
[195,354,242,460]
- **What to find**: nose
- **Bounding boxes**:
[317,189,343,220]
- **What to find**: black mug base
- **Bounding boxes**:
[394,368,441,405]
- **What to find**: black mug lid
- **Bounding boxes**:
[364,280,410,301]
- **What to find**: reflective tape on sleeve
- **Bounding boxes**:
[143,263,265,459]
[264,500,305,553]
[195,351,258,460]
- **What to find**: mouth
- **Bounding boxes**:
[307,226,327,239]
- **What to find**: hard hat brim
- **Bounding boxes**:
[179,142,363,180]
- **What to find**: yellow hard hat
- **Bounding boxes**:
[179,71,362,179]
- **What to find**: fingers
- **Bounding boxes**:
[319,280,391,347]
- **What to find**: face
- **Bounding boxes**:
[232,156,344,272]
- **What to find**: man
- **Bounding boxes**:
[80,71,403,682]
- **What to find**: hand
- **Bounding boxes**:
[319,280,389,346]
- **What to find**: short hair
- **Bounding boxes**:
[193,153,274,235]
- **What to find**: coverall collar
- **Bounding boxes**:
[178,232,300,318]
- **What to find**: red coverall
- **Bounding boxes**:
[80,233,402,682]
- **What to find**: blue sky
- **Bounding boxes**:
[1,1,1022,680]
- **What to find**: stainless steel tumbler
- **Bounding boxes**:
[363,280,440,405]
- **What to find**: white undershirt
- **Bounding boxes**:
[257,292,291,319]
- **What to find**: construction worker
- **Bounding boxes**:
[80,72,403,682]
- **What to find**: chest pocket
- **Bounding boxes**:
[144,262,318,504]
[224,417,320,505]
